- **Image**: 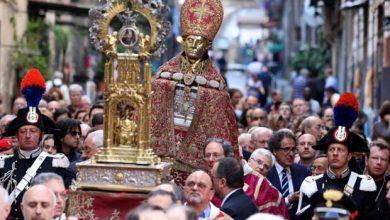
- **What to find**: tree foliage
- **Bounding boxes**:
[11,18,50,82]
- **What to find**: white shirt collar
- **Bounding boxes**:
[242,159,252,176]
[221,188,240,207]
[275,161,291,175]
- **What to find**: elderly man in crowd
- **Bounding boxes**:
[20,185,56,220]
[250,127,273,150]
[0,186,10,220]
[81,130,103,160]
[300,116,325,141]
[310,154,328,176]
[204,138,289,218]
[248,148,275,176]
[238,133,252,152]
[31,173,68,220]
[67,84,84,117]
[184,170,232,219]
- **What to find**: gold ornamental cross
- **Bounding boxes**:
[190,0,214,23]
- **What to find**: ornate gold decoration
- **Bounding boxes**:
[72,0,172,193]
[323,189,343,208]
[180,0,223,41]
[76,160,172,192]
[115,173,124,182]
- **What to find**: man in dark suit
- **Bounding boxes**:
[211,157,257,220]
[266,129,310,220]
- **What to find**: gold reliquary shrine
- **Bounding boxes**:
[73,0,172,192]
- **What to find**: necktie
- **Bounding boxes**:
[281,168,290,198]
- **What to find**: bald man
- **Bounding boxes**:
[184,170,232,219]
[21,185,56,220]
[0,186,10,220]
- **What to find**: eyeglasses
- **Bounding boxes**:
[250,158,270,170]
[277,147,298,154]
[252,116,265,121]
[69,131,82,137]
[54,191,68,200]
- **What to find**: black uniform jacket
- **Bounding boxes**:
[0,149,73,220]
[297,169,378,220]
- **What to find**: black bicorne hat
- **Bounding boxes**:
[2,107,60,136]
[313,126,369,152]
[2,68,60,137]
[312,92,368,152]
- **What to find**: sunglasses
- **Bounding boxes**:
[69,131,82,137]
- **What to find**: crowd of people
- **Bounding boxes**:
[0,64,388,220]
[0,0,389,218]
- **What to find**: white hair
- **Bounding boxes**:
[0,186,10,204]
[238,133,251,143]
[250,148,275,167]
[87,130,103,148]
[69,84,83,93]
[80,123,91,136]
[250,127,273,140]
[81,95,91,104]
[247,213,284,220]
[0,114,16,125]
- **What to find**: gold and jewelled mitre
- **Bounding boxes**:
[180,0,223,41]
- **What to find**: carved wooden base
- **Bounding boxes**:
[72,160,172,192]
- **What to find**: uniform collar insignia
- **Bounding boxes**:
[18,148,42,159]
[327,167,350,179]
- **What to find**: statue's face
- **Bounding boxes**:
[183,35,210,60]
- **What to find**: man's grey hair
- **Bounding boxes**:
[238,133,251,143]
[31,172,64,186]
[21,185,56,207]
[300,116,319,133]
[86,130,104,148]
[69,84,83,93]
[250,148,276,167]
[81,95,91,104]
[250,127,273,141]
[0,114,16,125]
[0,186,10,204]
